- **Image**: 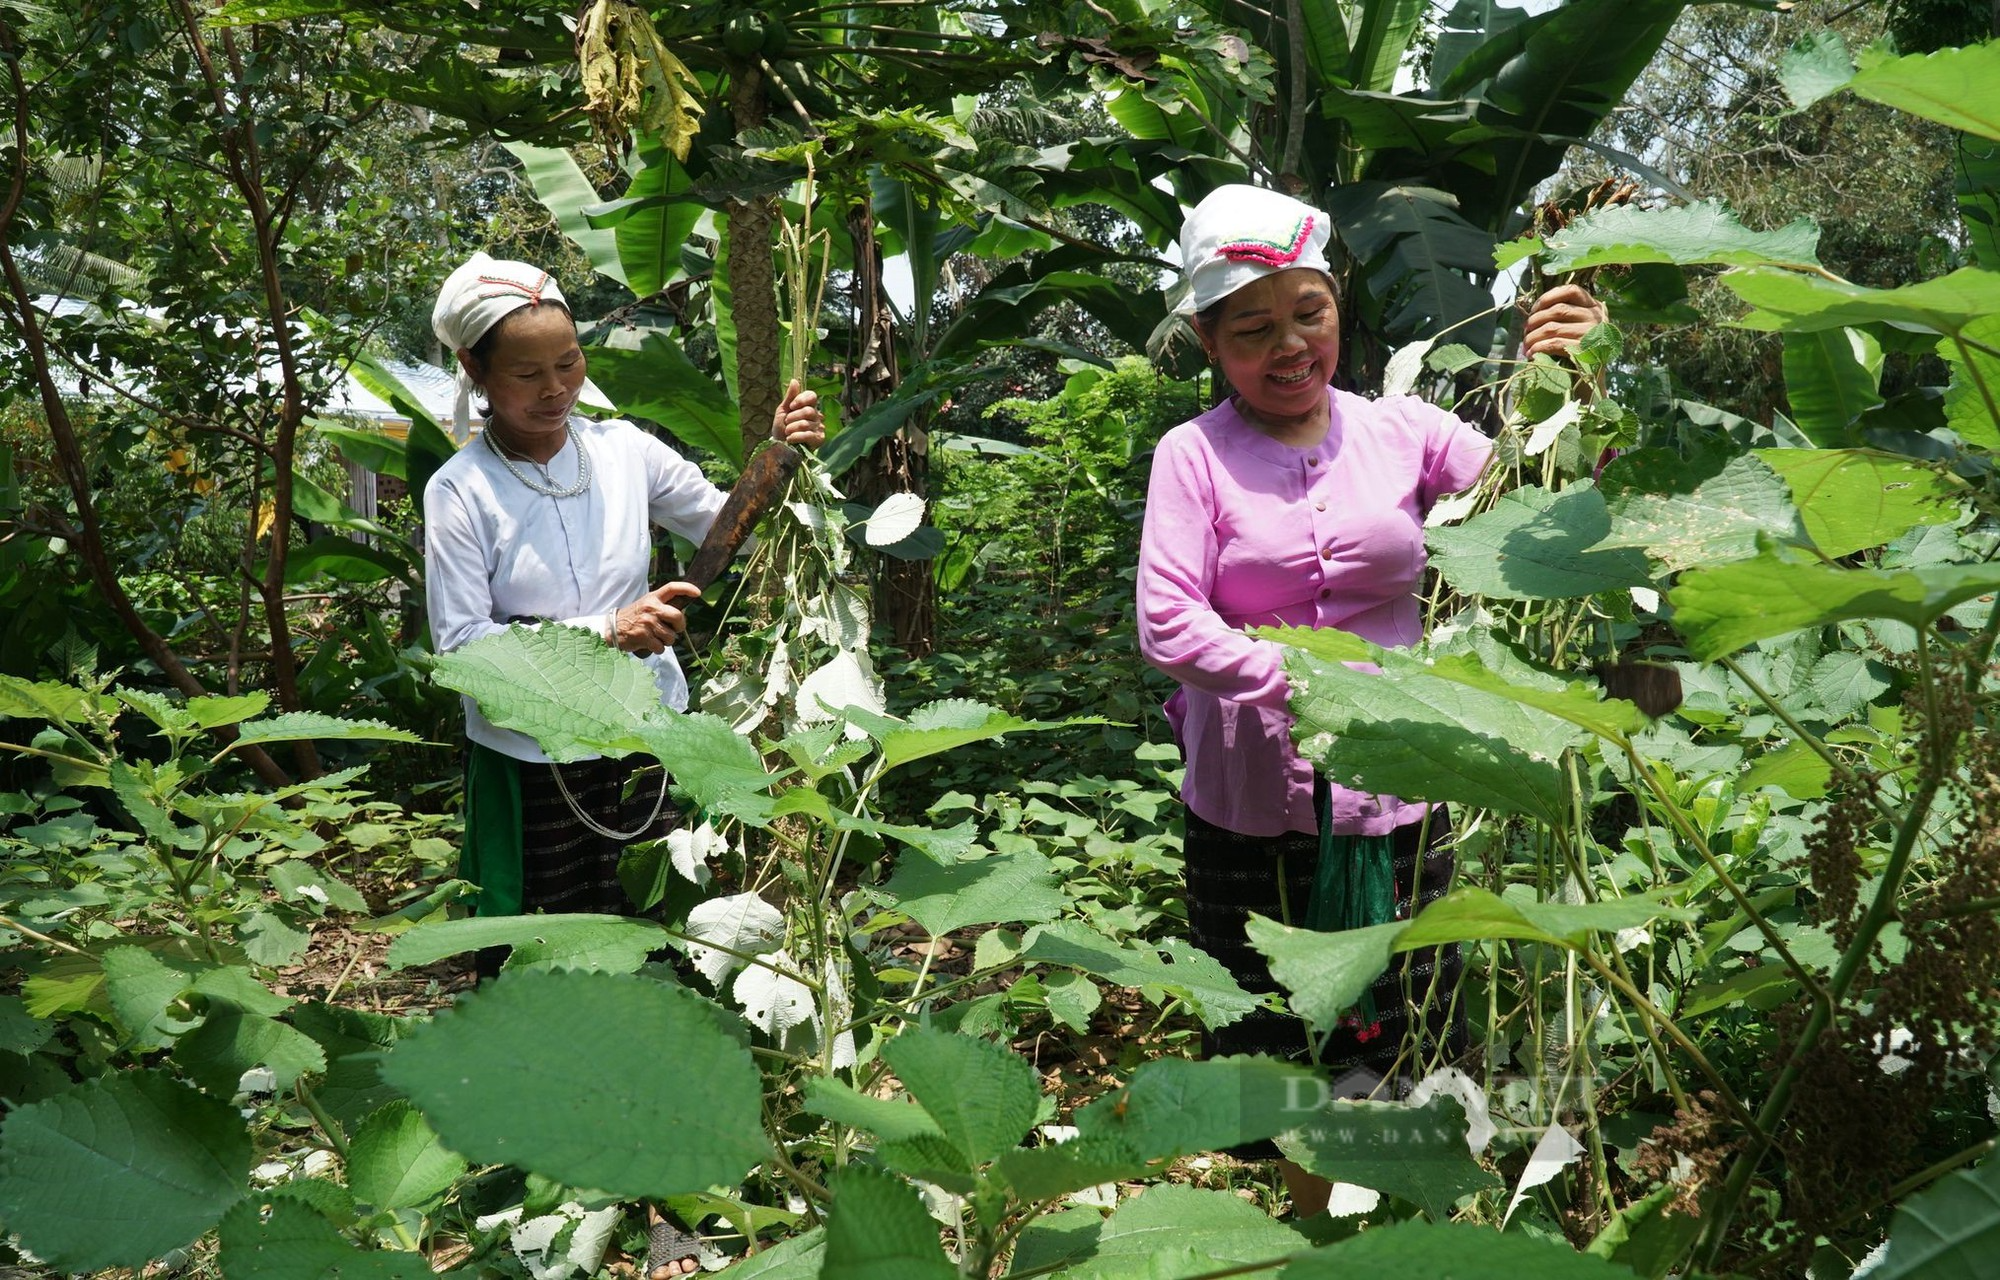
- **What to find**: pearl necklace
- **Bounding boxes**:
[483,422,591,498]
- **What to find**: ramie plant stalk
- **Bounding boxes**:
[1695,626,1962,1264]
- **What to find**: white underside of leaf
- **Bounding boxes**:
[1407,1067,1495,1154]
[793,648,886,735]
[684,892,785,988]
[1503,1122,1585,1228]
[733,949,815,1038]
[1424,489,1480,528]
[665,821,726,886]
[1324,1182,1382,1218]
[1523,397,1583,457]
[863,491,927,546]
[1382,337,1435,398]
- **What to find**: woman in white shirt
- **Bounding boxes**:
[423,254,823,966]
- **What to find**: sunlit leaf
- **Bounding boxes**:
[1755,449,1961,558]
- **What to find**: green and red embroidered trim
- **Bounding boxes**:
[1215,214,1315,267]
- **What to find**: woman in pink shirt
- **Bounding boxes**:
[1136,185,1602,1212]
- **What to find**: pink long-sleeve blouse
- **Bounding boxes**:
[1136,385,1493,837]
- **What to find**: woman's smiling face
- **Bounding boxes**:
[1201,267,1340,438]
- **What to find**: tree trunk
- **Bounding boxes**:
[845,204,933,656]
[726,63,784,463]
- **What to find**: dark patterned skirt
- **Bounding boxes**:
[462,744,683,970]
[1183,800,1467,1158]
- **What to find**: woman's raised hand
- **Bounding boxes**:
[1522,283,1610,359]
[609,581,701,656]
[772,379,826,447]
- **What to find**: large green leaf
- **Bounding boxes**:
[1282,647,1584,823]
[1519,198,1821,275]
[876,849,1068,937]
[0,1070,252,1270]
[1462,0,1686,229]
[1670,546,2000,660]
[881,1030,1040,1167]
[430,623,658,761]
[216,1197,431,1280]
[1008,1185,1306,1279]
[1781,328,1883,445]
[821,1165,956,1280]
[587,329,740,467]
[345,1101,467,1211]
[1330,183,1496,344]
[1728,265,2000,338]
[503,141,628,286]
[1278,1094,1502,1220]
[1072,1056,1327,1163]
[1873,1155,2000,1280]
[1755,449,1960,558]
[1018,921,1256,1031]
[1956,131,2000,272]
[381,970,765,1197]
[1245,915,1404,1030]
[1846,41,2000,142]
[1250,888,1682,1029]
[1427,485,1654,601]
[801,1078,942,1146]
[0,673,117,723]
[1939,314,2000,449]
[631,709,780,821]
[846,698,1107,775]
[609,142,700,299]
[173,1008,328,1095]
[386,913,664,973]
[1596,448,1810,572]
[231,712,419,748]
[1281,1220,1644,1277]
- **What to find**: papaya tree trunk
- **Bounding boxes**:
[846,203,933,656]
[726,63,784,461]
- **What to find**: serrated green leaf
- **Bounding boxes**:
[381,970,764,1197]
[232,712,419,748]
[1278,1095,1502,1220]
[1282,648,1582,824]
[1873,1153,2000,1279]
[882,1029,1040,1166]
[1738,741,1831,800]
[1780,28,1853,109]
[1426,343,1484,374]
[1670,546,2000,660]
[866,699,1109,775]
[103,945,202,1049]
[876,849,1067,937]
[1282,1220,1657,1277]
[1846,40,2000,142]
[1042,971,1100,1034]
[1395,886,1685,949]
[0,995,53,1056]
[1728,265,2000,338]
[431,624,660,762]
[1009,1185,1307,1279]
[1075,1056,1326,1163]
[216,1196,430,1280]
[1531,198,1821,275]
[1756,449,1960,558]
[386,913,664,974]
[801,1078,943,1145]
[174,1008,327,1095]
[994,1133,1149,1202]
[631,709,781,820]
[1939,315,2000,449]
[1020,921,1256,1031]
[0,674,115,724]
[1597,448,1810,572]
[346,1101,467,1211]
[723,1227,826,1279]
[0,1070,251,1270]
[821,1165,957,1280]
[1427,485,1654,601]
[1245,915,1403,1031]
[186,692,272,730]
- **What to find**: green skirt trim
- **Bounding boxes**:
[1307,788,1403,1024]
[461,741,525,917]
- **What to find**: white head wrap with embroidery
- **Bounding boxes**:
[430,252,570,441]
[1176,184,1333,316]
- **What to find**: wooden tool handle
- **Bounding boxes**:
[680,441,802,591]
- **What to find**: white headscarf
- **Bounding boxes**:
[1176,184,1333,316]
[430,252,569,441]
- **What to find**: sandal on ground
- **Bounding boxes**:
[645,1215,700,1279]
